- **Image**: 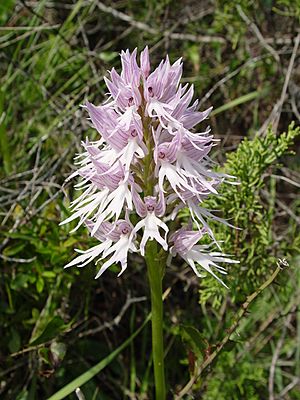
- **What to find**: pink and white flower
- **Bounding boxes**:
[64,220,136,277]
[132,191,168,256]
[61,47,238,285]
[170,227,239,288]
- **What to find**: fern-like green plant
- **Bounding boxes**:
[197,123,300,306]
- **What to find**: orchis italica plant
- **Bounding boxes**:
[61,47,238,399]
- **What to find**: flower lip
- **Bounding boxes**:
[116,221,132,236]
[128,97,134,106]
[148,86,154,97]
[144,196,157,213]
[130,129,138,138]
[158,150,166,159]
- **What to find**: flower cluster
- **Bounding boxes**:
[61,47,238,286]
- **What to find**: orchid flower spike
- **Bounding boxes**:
[61,47,238,285]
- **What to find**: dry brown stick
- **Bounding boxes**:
[271,174,300,189]
[175,266,283,399]
[277,377,300,399]
[236,5,280,63]
[0,24,60,31]
[271,33,300,133]
[257,33,300,136]
[0,254,36,263]
[291,95,300,122]
[75,388,86,400]
[77,295,147,338]
[95,1,225,44]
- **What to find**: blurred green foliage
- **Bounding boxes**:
[0,0,299,399]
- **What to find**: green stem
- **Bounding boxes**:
[145,240,166,400]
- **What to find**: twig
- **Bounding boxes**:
[0,25,60,31]
[0,360,27,378]
[0,254,36,263]
[261,187,300,225]
[78,294,147,338]
[277,377,300,398]
[257,33,300,135]
[95,1,225,44]
[175,266,283,399]
[269,312,294,400]
[236,5,280,63]
[271,33,300,132]
[291,93,300,122]
[75,388,86,400]
[270,174,300,189]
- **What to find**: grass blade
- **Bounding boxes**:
[0,89,12,174]
[47,315,150,400]
[211,90,264,116]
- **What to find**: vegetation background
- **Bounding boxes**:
[0,0,300,399]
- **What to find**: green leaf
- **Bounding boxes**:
[180,325,207,358]
[3,242,26,256]
[29,316,67,346]
[3,232,36,241]
[11,274,31,290]
[8,328,21,353]
[99,51,118,62]
[62,237,79,248]
[36,277,44,293]
[42,271,56,279]
[38,347,51,365]
[15,390,28,400]
[50,342,67,366]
